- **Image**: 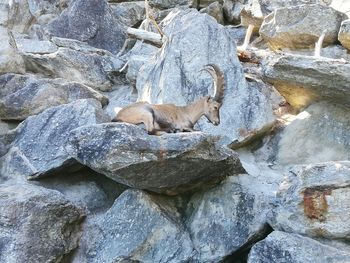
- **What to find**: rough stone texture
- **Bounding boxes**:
[339,19,350,51]
[223,0,246,24]
[148,0,193,9]
[110,1,145,27]
[277,102,350,165]
[248,231,350,263]
[260,4,347,50]
[44,0,126,54]
[22,44,120,91]
[137,9,284,145]
[200,1,225,25]
[0,121,14,157]
[331,0,350,16]
[270,161,350,240]
[0,183,85,263]
[0,99,109,181]
[16,38,58,54]
[262,53,350,109]
[66,123,245,194]
[186,174,274,262]
[0,73,108,120]
[87,189,194,262]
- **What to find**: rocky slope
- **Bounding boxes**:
[1,0,350,262]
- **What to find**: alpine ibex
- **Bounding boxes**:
[112,64,225,135]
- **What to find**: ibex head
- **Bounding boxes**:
[201,64,225,126]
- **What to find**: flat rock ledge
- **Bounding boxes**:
[66,123,245,195]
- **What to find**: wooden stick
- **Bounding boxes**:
[126,27,163,47]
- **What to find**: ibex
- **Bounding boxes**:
[112,64,225,135]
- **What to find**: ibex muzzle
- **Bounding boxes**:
[112,64,225,135]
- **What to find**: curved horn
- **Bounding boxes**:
[202,64,225,103]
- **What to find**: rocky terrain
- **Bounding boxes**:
[1,0,350,262]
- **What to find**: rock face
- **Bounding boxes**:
[66,123,245,194]
[0,99,109,181]
[0,73,108,120]
[339,19,350,51]
[200,1,225,25]
[270,162,350,240]
[260,4,347,50]
[0,183,85,263]
[262,53,350,109]
[43,0,126,54]
[186,174,273,262]
[248,231,350,263]
[87,189,194,263]
[137,9,284,145]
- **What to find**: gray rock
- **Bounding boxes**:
[260,4,347,50]
[66,123,245,194]
[277,102,350,165]
[16,38,58,54]
[186,174,274,262]
[137,9,284,145]
[44,0,126,54]
[339,19,350,51]
[103,86,137,119]
[248,231,350,263]
[331,0,350,16]
[148,0,193,9]
[0,99,109,181]
[269,161,350,240]
[262,53,350,109]
[0,120,14,157]
[110,1,145,27]
[200,1,225,25]
[87,189,194,262]
[0,183,85,263]
[0,73,108,120]
[223,0,246,24]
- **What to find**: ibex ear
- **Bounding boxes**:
[207,96,211,102]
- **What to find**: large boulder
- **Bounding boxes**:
[269,161,350,240]
[0,183,85,263]
[66,123,245,195]
[137,9,284,146]
[0,73,108,120]
[0,99,109,182]
[185,173,275,262]
[339,19,350,51]
[110,1,145,27]
[43,0,126,54]
[260,4,347,50]
[262,53,350,109]
[277,102,350,165]
[87,189,194,262]
[248,231,350,263]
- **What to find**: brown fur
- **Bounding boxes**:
[112,64,225,135]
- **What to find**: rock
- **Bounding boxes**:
[137,9,284,145]
[148,0,193,9]
[0,120,14,157]
[339,19,350,51]
[103,86,137,119]
[44,0,126,54]
[262,53,350,109]
[277,102,350,165]
[87,189,194,262]
[223,0,246,25]
[110,1,145,27]
[200,1,225,25]
[66,123,245,194]
[331,0,350,16]
[185,174,274,262]
[269,161,350,240]
[16,38,58,54]
[0,99,109,182]
[0,73,108,120]
[260,4,347,50]
[22,44,120,91]
[0,183,85,263]
[248,231,350,263]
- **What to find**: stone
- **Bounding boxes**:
[103,86,137,119]
[137,9,284,145]
[110,1,145,27]
[248,231,350,263]
[0,121,14,158]
[277,102,350,165]
[0,183,85,263]
[66,123,245,194]
[339,19,350,51]
[185,174,274,262]
[260,4,347,50]
[200,1,225,25]
[331,0,350,16]
[0,99,109,181]
[223,0,246,24]
[148,0,193,9]
[16,38,58,54]
[262,53,350,109]
[269,161,350,240]
[44,0,126,54]
[87,189,194,262]
[0,73,109,120]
